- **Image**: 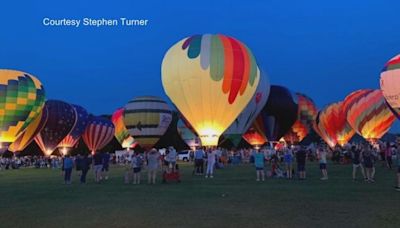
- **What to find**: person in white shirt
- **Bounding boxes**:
[206,148,217,178]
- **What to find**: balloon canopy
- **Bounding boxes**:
[314,102,354,148]
[177,119,201,149]
[161,34,260,146]
[243,125,267,147]
[282,93,317,144]
[111,108,136,149]
[344,89,395,142]
[58,104,90,149]
[223,70,270,146]
[123,96,172,150]
[0,70,45,151]
[82,116,115,154]
[34,100,76,156]
[380,54,400,118]
[256,85,298,142]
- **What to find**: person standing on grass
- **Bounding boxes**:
[93,152,103,183]
[395,144,400,191]
[62,154,74,185]
[131,151,143,184]
[317,147,328,180]
[194,147,205,175]
[205,148,217,178]
[296,146,307,180]
[254,149,265,181]
[80,154,91,184]
[362,145,375,183]
[164,146,177,173]
[146,149,161,184]
[386,143,393,170]
[283,148,293,179]
[351,145,366,181]
[101,152,111,180]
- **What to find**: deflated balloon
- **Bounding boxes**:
[0,70,45,150]
[123,96,172,150]
[162,34,260,146]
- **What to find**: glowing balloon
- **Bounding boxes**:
[0,70,45,151]
[242,125,267,147]
[380,54,400,118]
[123,96,172,150]
[82,116,115,154]
[162,34,260,146]
[58,104,89,148]
[282,93,317,144]
[111,108,136,149]
[256,85,298,142]
[313,102,354,147]
[34,100,76,156]
[177,119,201,149]
[9,108,48,152]
[223,70,270,146]
[344,89,395,142]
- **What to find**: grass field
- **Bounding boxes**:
[0,162,399,228]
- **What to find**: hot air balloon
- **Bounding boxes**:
[161,34,260,146]
[313,102,354,148]
[223,70,270,146]
[34,100,76,156]
[344,89,395,143]
[177,119,201,150]
[256,85,298,142]
[242,125,267,148]
[282,93,317,144]
[380,54,400,118]
[9,108,48,152]
[123,96,172,150]
[111,108,136,149]
[58,104,89,150]
[82,116,115,154]
[0,70,45,151]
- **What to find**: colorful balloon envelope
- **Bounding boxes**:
[161,34,260,146]
[177,119,201,149]
[344,89,395,142]
[0,70,45,151]
[9,108,48,152]
[242,125,267,147]
[123,96,172,150]
[282,93,317,144]
[314,102,354,148]
[34,100,77,156]
[111,108,136,149]
[223,70,270,146]
[58,104,89,148]
[380,54,400,118]
[82,116,115,154]
[256,85,298,142]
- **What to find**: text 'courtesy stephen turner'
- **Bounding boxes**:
[42,17,149,28]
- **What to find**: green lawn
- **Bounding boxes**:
[0,162,399,228]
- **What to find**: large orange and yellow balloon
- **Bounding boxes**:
[161,34,260,146]
[0,70,45,151]
[344,89,395,142]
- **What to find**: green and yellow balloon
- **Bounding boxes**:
[0,70,45,151]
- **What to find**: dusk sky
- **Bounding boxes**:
[1,0,400,131]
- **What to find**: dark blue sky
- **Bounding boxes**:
[1,0,400,131]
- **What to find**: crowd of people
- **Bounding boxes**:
[1,141,399,191]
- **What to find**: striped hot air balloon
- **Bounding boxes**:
[282,93,317,144]
[111,108,136,149]
[344,89,395,143]
[314,102,354,148]
[34,100,76,156]
[123,96,172,150]
[82,116,115,154]
[9,108,48,152]
[58,104,89,149]
[0,70,45,151]
[380,54,400,118]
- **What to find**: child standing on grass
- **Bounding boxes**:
[254,149,265,181]
[283,148,293,179]
[131,151,143,184]
[317,147,328,180]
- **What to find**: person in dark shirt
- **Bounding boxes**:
[80,154,91,184]
[351,145,366,181]
[93,152,103,183]
[296,146,307,180]
[102,152,111,180]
